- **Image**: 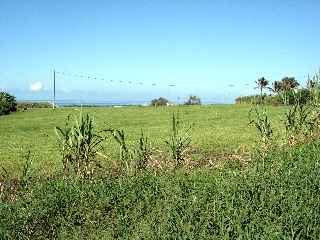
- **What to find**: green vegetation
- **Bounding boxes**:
[184,95,201,105]
[55,113,107,178]
[165,113,192,167]
[150,97,169,106]
[17,101,52,110]
[1,139,320,239]
[2,93,320,238]
[236,73,320,105]
[0,92,17,116]
[236,89,312,106]
[0,105,286,178]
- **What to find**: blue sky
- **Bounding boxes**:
[0,0,319,103]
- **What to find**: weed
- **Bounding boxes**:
[249,106,273,150]
[283,93,316,145]
[107,128,132,173]
[0,150,33,202]
[55,112,106,178]
[165,113,192,167]
[285,103,310,136]
[134,129,152,171]
[21,150,33,188]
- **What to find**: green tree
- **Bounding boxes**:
[184,95,201,105]
[150,97,169,107]
[0,92,17,115]
[281,77,299,91]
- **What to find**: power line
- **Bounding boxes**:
[55,70,178,88]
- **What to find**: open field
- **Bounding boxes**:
[0,105,287,177]
[2,104,320,239]
[2,129,320,239]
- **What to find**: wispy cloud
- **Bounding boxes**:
[30,81,43,92]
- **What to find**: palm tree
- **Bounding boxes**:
[255,77,269,97]
[281,77,299,91]
[274,77,299,105]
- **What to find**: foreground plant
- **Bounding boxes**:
[249,106,273,144]
[165,113,192,167]
[107,128,132,173]
[0,150,33,202]
[134,129,152,171]
[55,112,106,178]
[284,102,311,145]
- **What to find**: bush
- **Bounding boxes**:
[184,95,201,105]
[0,92,17,116]
[17,101,52,109]
[235,94,282,105]
[150,97,169,106]
[283,89,312,105]
[236,89,313,106]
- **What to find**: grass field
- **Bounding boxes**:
[2,104,320,239]
[0,105,286,177]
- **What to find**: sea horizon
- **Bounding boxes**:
[16,98,228,106]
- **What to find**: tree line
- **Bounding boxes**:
[236,73,320,105]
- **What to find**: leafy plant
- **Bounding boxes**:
[165,113,192,167]
[249,107,273,142]
[283,92,315,145]
[21,150,33,188]
[55,112,106,178]
[285,103,311,135]
[249,106,274,154]
[108,128,132,172]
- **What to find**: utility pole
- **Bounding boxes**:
[53,69,56,109]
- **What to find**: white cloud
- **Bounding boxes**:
[30,82,43,92]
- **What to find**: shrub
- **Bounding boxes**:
[235,94,282,105]
[236,89,312,106]
[184,95,201,105]
[17,101,52,110]
[0,92,17,115]
[279,89,312,105]
[150,97,169,106]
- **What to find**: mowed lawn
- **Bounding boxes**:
[0,105,286,177]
